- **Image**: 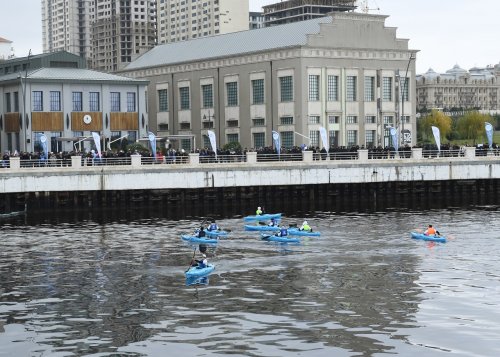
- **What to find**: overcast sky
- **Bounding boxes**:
[1,0,498,74]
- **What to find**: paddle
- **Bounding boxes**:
[185,248,197,272]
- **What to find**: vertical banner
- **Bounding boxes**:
[388,126,399,152]
[485,122,494,149]
[40,134,48,160]
[272,131,281,156]
[92,132,102,158]
[431,126,441,152]
[148,131,156,159]
[207,130,217,159]
[319,127,329,150]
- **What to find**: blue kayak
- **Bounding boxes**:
[287,228,321,237]
[411,232,447,243]
[205,229,229,237]
[260,233,300,243]
[244,224,280,232]
[181,235,218,244]
[185,264,215,278]
[243,213,282,222]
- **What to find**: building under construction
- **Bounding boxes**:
[263,0,356,26]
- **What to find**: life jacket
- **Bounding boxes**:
[426,227,436,235]
[256,209,262,215]
[198,258,207,268]
[280,227,288,236]
[302,224,311,231]
[209,223,217,231]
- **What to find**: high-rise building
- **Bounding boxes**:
[91,0,157,72]
[157,0,249,44]
[249,12,265,30]
[42,0,92,62]
[42,0,157,72]
[262,0,356,27]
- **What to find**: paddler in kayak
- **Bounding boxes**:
[256,206,263,215]
[268,217,277,227]
[275,224,288,237]
[424,224,439,236]
[191,253,208,268]
[207,219,220,232]
[299,221,312,232]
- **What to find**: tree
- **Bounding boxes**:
[456,111,491,145]
[418,109,452,142]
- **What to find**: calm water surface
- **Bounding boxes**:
[1,208,499,356]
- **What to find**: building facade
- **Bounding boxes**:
[0,37,13,60]
[157,0,249,44]
[249,12,265,29]
[0,52,149,154]
[42,0,92,62]
[121,13,417,151]
[262,0,356,27]
[416,64,500,112]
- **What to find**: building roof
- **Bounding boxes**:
[0,67,148,84]
[124,16,333,71]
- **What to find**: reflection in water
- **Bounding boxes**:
[0,209,499,356]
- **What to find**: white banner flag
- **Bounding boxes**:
[431,126,441,152]
[319,127,328,150]
[485,122,494,149]
[207,130,217,159]
[148,132,156,159]
[92,132,102,158]
[388,126,399,152]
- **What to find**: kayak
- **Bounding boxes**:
[181,235,218,244]
[244,224,280,232]
[205,229,229,237]
[243,213,282,222]
[287,228,321,237]
[185,264,215,278]
[410,232,447,243]
[260,233,300,243]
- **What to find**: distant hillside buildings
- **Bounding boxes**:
[0,37,13,60]
[416,64,500,113]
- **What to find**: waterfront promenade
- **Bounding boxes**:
[1,147,498,194]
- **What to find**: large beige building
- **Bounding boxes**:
[121,12,417,151]
[157,0,249,44]
[416,64,500,112]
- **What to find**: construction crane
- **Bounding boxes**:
[357,0,380,13]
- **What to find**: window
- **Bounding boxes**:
[253,132,265,148]
[180,122,191,130]
[346,116,357,124]
[365,115,376,124]
[383,116,393,125]
[227,133,239,143]
[328,115,339,124]
[181,138,191,151]
[281,131,294,148]
[158,89,168,111]
[382,77,392,101]
[179,87,190,110]
[280,116,293,125]
[51,132,62,152]
[279,76,293,102]
[364,76,375,101]
[127,92,136,112]
[327,75,339,101]
[110,92,120,112]
[73,92,83,111]
[226,82,238,106]
[347,130,358,146]
[308,75,320,101]
[252,79,264,104]
[32,91,43,111]
[89,92,100,111]
[5,93,11,112]
[365,130,376,148]
[50,91,61,111]
[309,130,320,147]
[401,77,409,101]
[309,116,320,124]
[202,84,213,108]
[402,115,410,124]
[202,135,211,149]
[329,130,339,147]
[252,118,265,126]
[14,92,19,112]
[346,76,357,101]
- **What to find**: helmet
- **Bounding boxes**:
[303,221,308,225]
[258,207,261,210]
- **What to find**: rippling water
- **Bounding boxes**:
[1,208,500,356]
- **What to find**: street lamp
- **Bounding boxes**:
[400,53,416,146]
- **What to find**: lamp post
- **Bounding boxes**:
[400,53,415,146]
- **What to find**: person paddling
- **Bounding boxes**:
[299,221,312,232]
[256,206,263,215]
[276,225,288,237]
[424,224,437,236]
[207,219,219,231]
[195,226,206,238]
[191,253,208,268]
[268,217,277,227]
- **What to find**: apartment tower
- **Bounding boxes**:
[157,0,249,44]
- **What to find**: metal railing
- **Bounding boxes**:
[257,153,303,162]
